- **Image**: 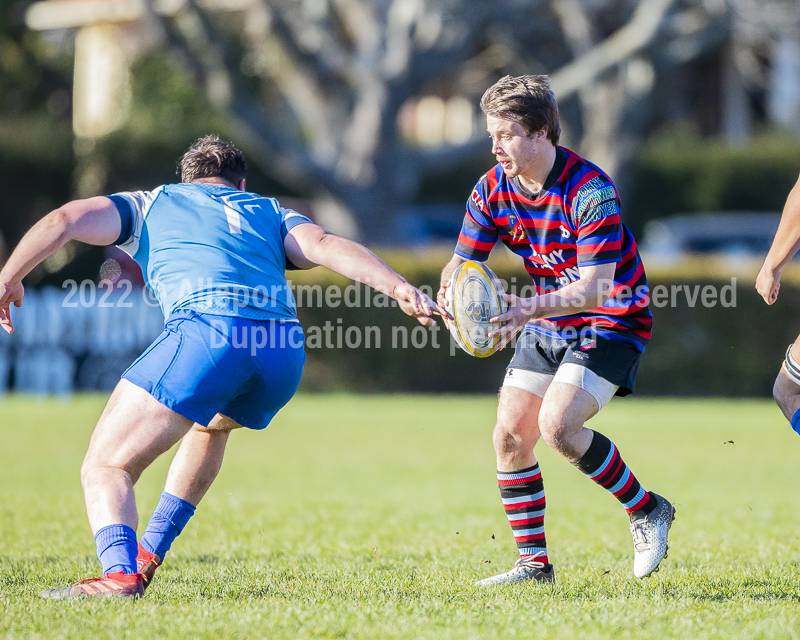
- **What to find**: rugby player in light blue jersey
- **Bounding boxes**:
[0,135,445,599]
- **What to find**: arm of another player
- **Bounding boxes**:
[284,223,448,326]
[757,173,800,305]
[0,197,122,334]
[488,262,617,349]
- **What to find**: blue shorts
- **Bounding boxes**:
[122,310,305,430]
[508,327,643,396]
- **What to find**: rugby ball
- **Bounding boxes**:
[446,261,507,357]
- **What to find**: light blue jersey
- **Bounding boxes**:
[110,183,312,321]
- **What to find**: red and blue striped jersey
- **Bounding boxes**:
[455,147,652,349]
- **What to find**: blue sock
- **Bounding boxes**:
[141,492,196,559]
[95,524,138,575]
[791,408,800,436]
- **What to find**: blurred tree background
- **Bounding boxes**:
[5,0,800,253]
[3,0,800,394]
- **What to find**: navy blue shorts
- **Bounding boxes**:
[508,327,644,396]
[123,310,305,430]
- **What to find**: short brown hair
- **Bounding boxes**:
[177,135,248,184]
[480,75,561,146]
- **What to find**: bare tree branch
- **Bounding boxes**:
[550,0,675,99]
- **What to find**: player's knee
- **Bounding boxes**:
[81,450,141,488]
[538,409,572,449]
[492,421,527,456]
[80,457,103,489]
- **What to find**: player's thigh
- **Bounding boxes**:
[204,414,246,432]
[775,335,800,418]
[496,385,545,445]
[789,333,800,362]
[83,379,194,479]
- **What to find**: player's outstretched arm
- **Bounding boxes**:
[757,173,800,305]
[0,197,123,334]
[284,223,448,326]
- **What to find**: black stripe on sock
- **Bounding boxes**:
[574,430,611,475]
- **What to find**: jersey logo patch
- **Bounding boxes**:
[580,200,618,226]
[575,186,617,223]
[507,212,527,243]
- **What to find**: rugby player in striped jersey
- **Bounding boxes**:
[757,173,800,428]
[438,75,675,586]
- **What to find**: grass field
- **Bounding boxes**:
[2,394,800,639]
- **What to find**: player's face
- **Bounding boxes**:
[486,115,545,183]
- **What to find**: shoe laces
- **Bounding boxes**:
[515,551,547,570]
[629,518,651,552]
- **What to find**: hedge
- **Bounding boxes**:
[290,250,800,397]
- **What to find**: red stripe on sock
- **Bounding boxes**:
[613,471,636,498]
[520,551,549,563]
[515,532,547,542]
[503,497,545,511]
[498,473,542,486]
[626,490,651,514]
[508,515,545,526]
[596,450,622,487]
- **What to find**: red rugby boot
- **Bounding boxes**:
[137,542,162,589]
[40,572,145,599]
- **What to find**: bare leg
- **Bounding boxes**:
[80,379,194,534]
[486,386,553,575]
[537,382,599,462]
[493,386,543,471]
[164,415,242,506]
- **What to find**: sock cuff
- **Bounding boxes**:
[574,430,613,475]
[95,524,137,547]
[791,408,800,436]
[95,524,138,574]
[496,464,541,483]
[158,491,197,531]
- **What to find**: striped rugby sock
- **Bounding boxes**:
[575,431,656,515]
[497,464,548,564]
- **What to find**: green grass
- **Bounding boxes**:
[2,394,800,639]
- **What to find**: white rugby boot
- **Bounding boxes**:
[629,492,676,578]
[475,554,555,587]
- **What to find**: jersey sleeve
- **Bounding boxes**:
[454,182,498,261]
[574,183,622,267]
[108,188,163,257]
[278,207,313,239]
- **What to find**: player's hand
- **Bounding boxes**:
[436,279,454,330]
[393,282,450,327]
[756,262,781,305]
[488,293,536,351]
[0,281,25,334]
